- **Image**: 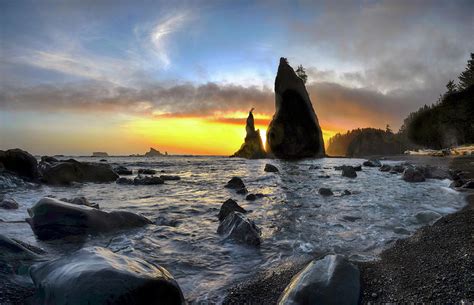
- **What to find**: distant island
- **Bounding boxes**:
[144,147,168,157]
[91,152,109,157]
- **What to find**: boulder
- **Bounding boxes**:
[266,58,325,159]
[0,196,19,209]
[134,175,164,185]
[218,199,247,221]
[144,147,163,157]
[40,159,119,185]
[353,165,362,171]
[217,212,261,246]
[379,164,392,172]
[236,187,249,195]
[137,168,157,175]
[29,247,185,305]
[116,177,134,185]
[341,166,357,178]
[225,177,245,189]
[402,167,426,182]
[418,166,450,180]
[319,188,333,196]
[245,193,265,201]
[363,159,381,167]
[114,166,133,175]
[60,196,99,209]
[232,109,267,159]
[26,198,152,240]
[264,163,279,172]
[390,164,405,174]
[0,234,41,261]
[160,175,181,181]
[0,148,39,179]
[0,172,27,190]
[40,156,58,163]
[461,180,474,189]
[278,255,360,305]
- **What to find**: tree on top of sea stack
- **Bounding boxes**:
[266,57,325,159]
[232,108,267,159]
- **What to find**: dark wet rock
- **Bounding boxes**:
[390,164,405,174]
[0,234,42,260]
[232,109,267,159]
[363,159,382,167]
[353,165,362,171]
[0,196,19,209]
[133,175,164,185]
[218,212,261,246]
[402,167,426,182]
[414,210,442,224]
[144,147,163,157]
[99,159,107,162]
[318,188,333,196]
[116,177,133,185]
[461,180,474,189]
[26,197,152,240]
[225,177,245,189]
[341,166,357,178]
[266,58,325,159]
[342,215,361,222]
[40,156,58,163]
[40,159,119,185]
[264,164,279,172]
[0,149,39,180]
[309,165,320,170]
[155,216,180,227]
[236,187,249,195]
[379,164,392,172]
[415,165,450,180]
[114,165,133,175]
[246,193,265,201]
[278,254,360,305]
[160,175,181,181]
[342,190,352,196]
[318,175,330,178]
[29,247,185,305]
[218,199,247,222]
[137,168,157,175]
[61,196,99,209]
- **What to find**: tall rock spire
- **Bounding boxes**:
[266,58,325,159]
[232,108,266,159]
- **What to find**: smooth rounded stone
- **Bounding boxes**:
[60,196,99,209]
[137,168,157,175]
[363,159,382,167]
[40,159,119,185]
[245,193,265,201]
[0,197,19,209]
[114,165,133,175]
[264,164,279,173]
[379,164,392,172]
[160,175,181,181]
[29,247,185,305]
[217,212,261,246]
[266,58,325,159]
[414,210,442,224]
[402,167,426,182]
[0,234,42,260]
[319,188,333,196]
[26,198,152,240]
[218,199,247,221]
[232,109,267,159]
[236,187,249,195]
[225,177,245,189]
[341,166,357,178]
[0,149,39,179]
[278,254,360,305]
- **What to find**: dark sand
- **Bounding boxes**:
[223,155,474,304]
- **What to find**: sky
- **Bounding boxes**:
[1,0,473,155]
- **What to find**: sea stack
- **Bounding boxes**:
[266,58,325,159]
[232,108,267,159]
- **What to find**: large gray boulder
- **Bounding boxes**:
[40,159,119,185]
[278,255,360,305]
[217,212,261,246]
[266,58,325,159]
[29,247,185,305]
[0,234,42,261]
[402,167,426,182]
[218,199,247,221]
[26,198,152,240]
[0,148,39,180]
[232,109,267,159]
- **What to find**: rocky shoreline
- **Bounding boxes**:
[223,155,474,304]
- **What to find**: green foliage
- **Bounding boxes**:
[295,65,308,84]
[458,53,474,90]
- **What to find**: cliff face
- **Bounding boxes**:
[266,58,325,159]
[232,109,267,159]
